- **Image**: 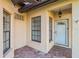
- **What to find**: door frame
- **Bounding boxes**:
[54,19,69,47]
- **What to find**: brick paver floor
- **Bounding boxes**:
[14,45,72,58]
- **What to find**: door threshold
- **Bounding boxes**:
[55,44,69,48]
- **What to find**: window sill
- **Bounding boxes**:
[32,40,41,43]
[3,48,12,57]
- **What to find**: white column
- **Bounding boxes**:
[72,0,79,58]
[0,6,3,57]
[41,12,49,53]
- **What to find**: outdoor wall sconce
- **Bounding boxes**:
[58,10,62,18]
[75,19,79,23]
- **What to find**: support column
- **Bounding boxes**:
[41,12,49,53]
[42,11,54,53]
[0,6,3,57]
[72,0,79,58]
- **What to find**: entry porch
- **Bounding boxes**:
[14,45,72,58]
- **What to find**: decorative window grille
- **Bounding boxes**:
[49,17,52,42]
[31,16,41,42]
[3,11,11,54]
[14,13,24,21]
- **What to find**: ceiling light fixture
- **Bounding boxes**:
[58,10,62,18]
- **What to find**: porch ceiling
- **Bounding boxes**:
[51,4,72,12]
[11,0,58,13]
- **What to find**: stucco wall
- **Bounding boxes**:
[26,0,72,53]
[14,13,27,50]
[0,0,27,58]
[0,0,79,58]
[46,12,55,52]
[27,10,49,53]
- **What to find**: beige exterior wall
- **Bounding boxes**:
[46,12,55,52]
[27,11,49,53]
[0,0,79,58]
[0,0,27,58]
[14,13,27,50]
[26,0,72,53]
[26,0,79,58]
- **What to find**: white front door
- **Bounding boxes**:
[55,20,68,46]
